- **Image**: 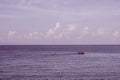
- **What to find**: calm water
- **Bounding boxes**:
[0,45,120,80]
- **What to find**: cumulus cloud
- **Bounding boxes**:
[45,29,55,38]
[45,22,61,38]
[44,22,78,39]
[92,28,105,36]
[25,32,33,39]
[5,21,120,44]
[112,30,120,38]
[76,26,90,40]
[8,30,16,39]
[82,26,89,35]
[54,33,63,39]
[97,28,105,35]
[8,31,43,40]
[23,32,43,40]
[67,24,77,31]
[49,24,78,39]
[55,22,60,29]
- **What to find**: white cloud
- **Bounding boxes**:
[45,22,61,38]
[54,33,63,39]
[28,32,33,39]
[92,28,105,36]
[82,26,89,35]
[55,22,60,29]
[76,26,89,40]
[44,22,78,39]
[8,30,16,39]
[51,24,78,40]
[97,28,104,35]
[33,32,41,40]
[23,32,43,40]
[45,29,55,38]
[84,26,88,30]
[67,24,77,31]
[59,24,78,39]
[112,30,120,38]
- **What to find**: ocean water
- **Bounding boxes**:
[0,45,120,80]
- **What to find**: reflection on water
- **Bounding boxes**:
[0,50,120,80]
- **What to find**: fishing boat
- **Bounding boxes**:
[77,51,85,55]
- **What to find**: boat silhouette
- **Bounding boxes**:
[77,51,85,55]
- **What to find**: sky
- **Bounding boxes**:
[0,0,120,45]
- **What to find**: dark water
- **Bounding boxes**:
[0,45,120,80]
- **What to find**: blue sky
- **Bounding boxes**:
[0,0,120,45]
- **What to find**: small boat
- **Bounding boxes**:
[77,51,85,55]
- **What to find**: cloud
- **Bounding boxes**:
[8,30,16,39]
[112,30,120,38]
[44,23,78,39]
[45,29,55,38]
[54,33,63,39]
[55,22,60,29]
[92,28,105,36]
[67,24,77,31]
[45,22,61,38]
[97,28,105,35]
[23,32,43,40]
[49,24,78,39]
[8,31,43,40]
[82,26,89,35]
[76,26,90,40]
[26,32,33,39]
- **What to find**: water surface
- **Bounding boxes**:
[0,45,120,80]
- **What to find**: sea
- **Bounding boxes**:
[0,45,120,80]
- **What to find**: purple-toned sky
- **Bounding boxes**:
[0,0,120,45]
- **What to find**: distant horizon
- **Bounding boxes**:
[0,44,120,46]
